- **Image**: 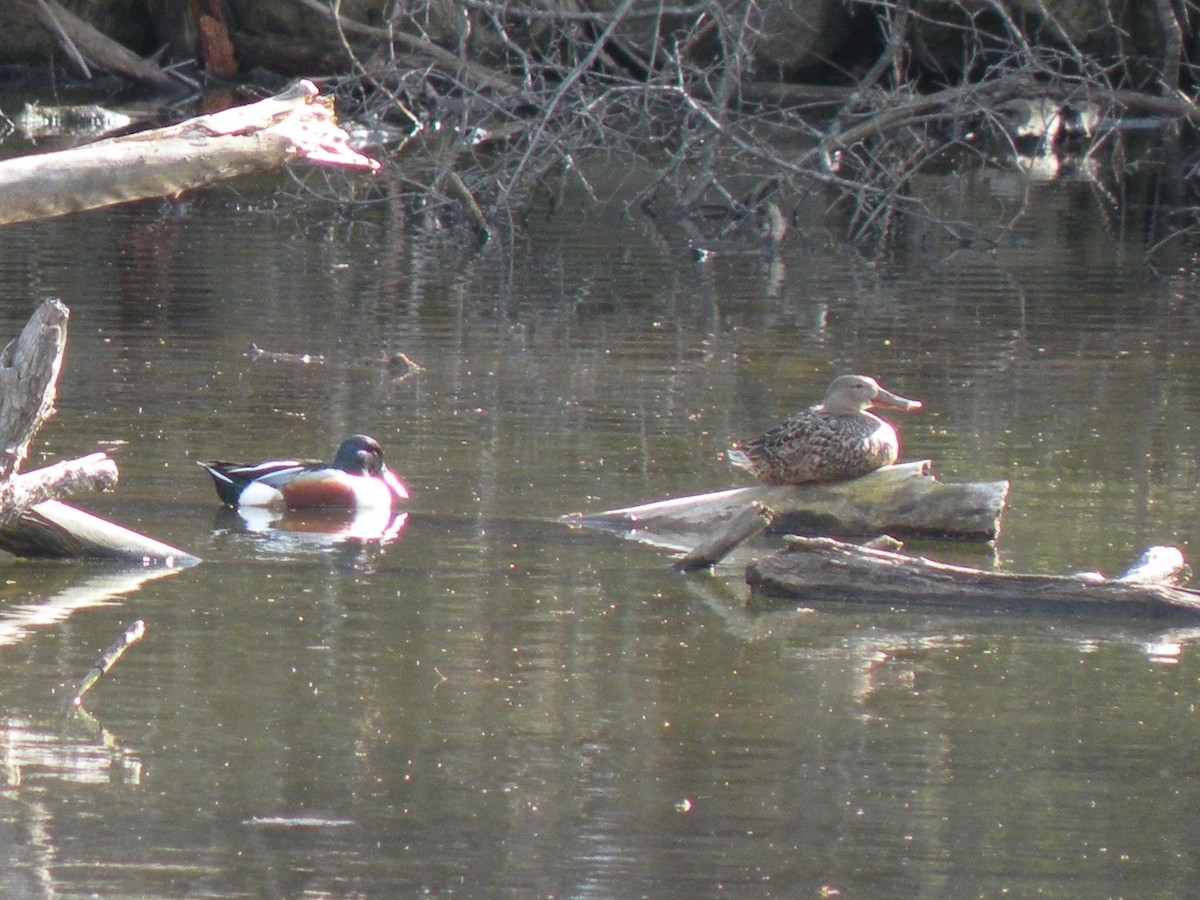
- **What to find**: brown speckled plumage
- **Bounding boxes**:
[728,375,922,485]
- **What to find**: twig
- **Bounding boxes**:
[292,0,522,97]
[495,0,640,207]
[443,169,491,240]
[69,620,146,708]
[328,0,421,134]
[1152,0,1183,95]
[31,0,91,77]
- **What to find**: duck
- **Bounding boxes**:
[728,375,922,485]
[198,434,409,510]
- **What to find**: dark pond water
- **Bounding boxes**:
[1,161,1200,897]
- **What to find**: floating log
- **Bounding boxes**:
[747,536,1200,620]
[14,103,135,140]
[568,462,1009,554]
[0,80,378,228]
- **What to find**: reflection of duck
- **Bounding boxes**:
[230,506,409,546]
[210,507,409,569]
[729,375,922,485]
[199,435,408,510]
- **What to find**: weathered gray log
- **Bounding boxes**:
[0,300,198,563]
[0,298,68,481]
[0,80,379,228]
[748,537,1200,620]
[0,453,118,525]
[568,461,1008,551]
[0,300,120,524]
[1112,546,1190,586]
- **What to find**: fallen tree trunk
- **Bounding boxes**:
[0,80,379,228]
[748,537,1200,620]
[567,462,1009,554]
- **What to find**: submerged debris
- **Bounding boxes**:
[385,352,423,377]
[248,343,326,364]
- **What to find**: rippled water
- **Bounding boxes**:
[0,168,1198,896]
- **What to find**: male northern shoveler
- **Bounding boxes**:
[199,434,409,510]
[728,375,922,485]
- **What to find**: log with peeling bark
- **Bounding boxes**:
[567,462,1009,559]
[0,80,379,228]
[0,299,197,564]
[747,536,1200,620]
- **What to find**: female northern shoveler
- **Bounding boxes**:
[728,375,922,485]
[199,434,409,510]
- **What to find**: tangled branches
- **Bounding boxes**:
[306,0,1200,254]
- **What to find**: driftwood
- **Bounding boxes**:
[748,537,1200,620]
[569,462,1009,559]
[0,298,68,480]
[0,300,197,563]
[0,80,378,228]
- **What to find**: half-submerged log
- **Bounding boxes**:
[748,537,1200,620]
[0,500,199,565]
[568,462,1009,554]
[0,80,378,228]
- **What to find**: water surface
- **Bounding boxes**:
[0,170,1198,896]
